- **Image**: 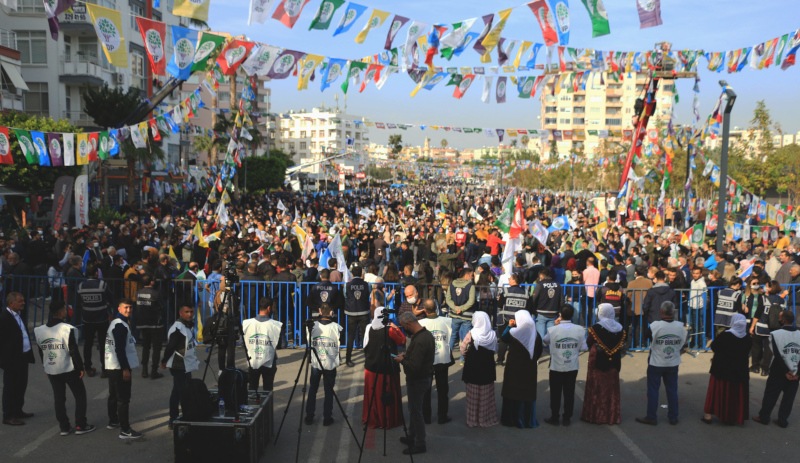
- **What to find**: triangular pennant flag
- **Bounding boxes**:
[216,39,256,75]
[248,0,276,25]
[167,26,199,80]
[354,9,390,44]
[333,3,368,37]
[272,0,311,29]
[13,129,36,164]
[309,0,345,30]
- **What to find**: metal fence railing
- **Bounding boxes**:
[2,275,797,352]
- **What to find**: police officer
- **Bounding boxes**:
[308,269,343,317]
[77,265,113,378]
[105,299,143,439]
[344,264,371,367]
[496,273,532,365]
[713,277,743,337]
[242,297,283,392]
[530,268,563,339]
[34,302,96,436]
[160,305,199,428]
[135,275,164,379]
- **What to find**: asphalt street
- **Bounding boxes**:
[2,344,798,462]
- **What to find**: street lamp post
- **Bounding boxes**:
[715,81,737,253]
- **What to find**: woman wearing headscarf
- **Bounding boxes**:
[362,308,406,429]
[460,312,499,427]
[702,313,751,425]
[500,310,543,428]
[581,303,626,424]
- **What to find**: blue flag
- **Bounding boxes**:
[547,0,570,46]
[452,32,479,57]
[82,250,91,274]
[163,112,180,133]
[108,129,120,156]
[526,43,543,68]
[547,215,571,232]
[31,131,50,166]
[167,26,198,80]
[332,3,367,37]
[320,58,347,92]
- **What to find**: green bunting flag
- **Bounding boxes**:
[191,32,227,73]
[13,129,37,165]
[494,188,516,234]
[309,0,345,30]
[340,61,367,94]
[580,0,610,37]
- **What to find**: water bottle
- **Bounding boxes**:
[286,320,294,349]
[218,398,225,418]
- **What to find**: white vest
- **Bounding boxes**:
[242,318,283,369]
[310,321,342,371]
[104,318,140,370]
[419,316,453,365]
[34,323,75,375]
[771,328,800,375]
[546,322,586,372]
[166,321,200,373]
[648,320,687,367]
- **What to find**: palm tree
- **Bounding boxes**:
[440,138,448,149]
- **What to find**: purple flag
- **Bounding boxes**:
[45,0,77,40]
[497,38,508,66]
[497,129,505,143]
[47,133,64,167]
[496,76,507,104]
[266,50,306,80]
[384,15,409,50]
[636,0,663,29]
[472,14,494,56]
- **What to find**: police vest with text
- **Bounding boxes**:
[714,288,741,327]
[242,318,283,369]
[449,281,476,320]
[499,286,529,324]
[34,323,75,375]
[345,279,371,317]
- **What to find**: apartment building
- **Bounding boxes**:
[278,106,369,165]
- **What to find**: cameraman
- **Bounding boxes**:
[205,263,238,370]
[305,303,343,426]
[242,296,283,392]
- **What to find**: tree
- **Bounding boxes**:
[191,135,214,165]
[0,112,82,192]
[440,138,448,149]
[83,85,165,206]
[366,165,393,180]
[388,134,403,159]
[242,148,294,192]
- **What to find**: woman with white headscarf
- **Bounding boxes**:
[581,303,626,424]
[500,310,543,428]
[459,312,499,427]
[362,308,406,429]
[702,313,751,425]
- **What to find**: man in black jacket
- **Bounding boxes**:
[344,265,370,367]
[1,292,35,425]
[307,269,343,320]
[395,312,434,455]
[135,275,164,379]
[530,268,563,339]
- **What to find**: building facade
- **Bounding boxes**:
[278,106,370,165]
[540,71,675,159]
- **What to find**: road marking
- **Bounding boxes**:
[574,383,653,463]
[14,424,61,458]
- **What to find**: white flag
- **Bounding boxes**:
[501,232,522,276]
[215,200,229,226]
[241,44,280,76]
[248,0,274,25]
[529,219,549,246]
[481,76,493,103]
[129,124,147,149]
[277,199,287,211]
[403,21,429,68]
[62,133,75,167]
[328,233,352,282]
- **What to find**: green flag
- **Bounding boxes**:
[446,74,462,86]
[691,223,705,245]
[98,131,110,160]
[308,0,345,31]
[13,129,37,165]
[580,0,610,37]
[494,188,516,234]
[191,32,227,73]
[340,61,367,94]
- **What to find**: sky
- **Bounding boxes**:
[204,0,800,150]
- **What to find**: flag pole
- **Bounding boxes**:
[715,81,737,253]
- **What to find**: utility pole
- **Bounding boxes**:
[716,81,737,253]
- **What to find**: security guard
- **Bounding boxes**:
[77,265,113,377]
[496,273,532,365]
[344,265,371,367]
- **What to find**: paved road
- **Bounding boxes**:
[2,344,798,462]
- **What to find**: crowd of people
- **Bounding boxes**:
[1,184,799,455]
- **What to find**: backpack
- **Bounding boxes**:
[218,368,248,413]
[180,379,215,422]
[767,297,783,331]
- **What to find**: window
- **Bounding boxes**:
[605,118,622,126]
[544,118,557,124]
[311,142,316,149]
[299,131,306,138]
[218,91,230,102]
[559,107,571,113]
[15,31,47,64]
[299,142,307,150]
[24,82,48,116]
[16,0,46,13]
[131,52,146,90]
[589,107,601,113]
[545,106,557,113]
[559,118,571,124]
[130,3,146,30]
[573,118,585,125]
[310,130,316,137]
[625,108,632,114]
[588,119,601,126]
[355,132,361,140]
[78,37,99,63]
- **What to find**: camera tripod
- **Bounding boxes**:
[357,309,414,463]
[201,284,256,418]
[274,319,361,463]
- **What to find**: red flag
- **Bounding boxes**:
[453,74,476,99]
[359,64,383,93]
[272,0,311,29]
[135,17,167,76]
[509,197,526,239]
[527,0,558,46]
[215,175,223,192]
[88,132,99,161]
[0,126,12,165]
[148,119,162,141]
[216,39,256,75]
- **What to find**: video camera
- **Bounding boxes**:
[223,255,239,285]
[378,307,397,326]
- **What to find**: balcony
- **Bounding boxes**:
[59,57,108,86]
[1,90,23,111]
[58,4,95,34]
[0,29,17,51]
[62,111,98,128]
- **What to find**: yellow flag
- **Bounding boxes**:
[86,4,128,68]
[514,41,532,69]
[169,246,178,261]
[297,54,324,91]
[479,9,513,59]
[76,133,89,165]
[354,9,390,44]
[173,0,210,22]
[220,189,231,204]
[294,225,307,245]
[409,69,435,98]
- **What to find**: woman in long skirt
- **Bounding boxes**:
[362,309,407,429]
[702,313,751,425]
[581,303,626,424]
[500,310,543,428]
[460,312,498,427]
